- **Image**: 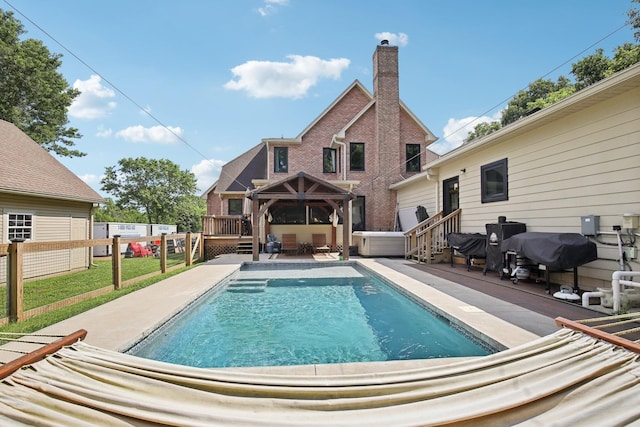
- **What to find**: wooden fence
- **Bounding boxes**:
[0,233,203,325]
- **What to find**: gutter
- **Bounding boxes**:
[331,134,347,181]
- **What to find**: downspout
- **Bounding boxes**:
[332,135,347,181]
[331,134,348,247]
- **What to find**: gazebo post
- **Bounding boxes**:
[252,197,260,261]
[342,198,350,260]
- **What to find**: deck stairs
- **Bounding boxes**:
[226,278,269,293]
[236,239,253,255]
[404,209,461,264]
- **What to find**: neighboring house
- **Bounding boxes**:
[0,119,105,281]
[392,63,640,290]
[204,42,438,249]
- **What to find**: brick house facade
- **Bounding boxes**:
[204,42,438,233]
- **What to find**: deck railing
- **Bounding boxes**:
[202,215,247,236]
[404,209,461,263]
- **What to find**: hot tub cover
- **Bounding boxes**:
[501,232,597,270]
[447,233,487,257]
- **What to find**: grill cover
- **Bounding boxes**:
[447,233,487,257]
[501,232,597,270]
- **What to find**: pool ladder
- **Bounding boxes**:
[226,278,269,293]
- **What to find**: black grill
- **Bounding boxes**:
[483,221,526,275]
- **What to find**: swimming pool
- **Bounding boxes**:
[128,262,494,367]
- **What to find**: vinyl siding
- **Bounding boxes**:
[396,177,438,216]
[397,80,640,290]
[0,193,94,281]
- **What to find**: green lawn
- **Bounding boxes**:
[0,256,194,336]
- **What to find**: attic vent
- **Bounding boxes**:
[380,39,389,45]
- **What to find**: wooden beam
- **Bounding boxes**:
[555,317,640,354]
[0,329,87,380]
[305,182,320,196]
[283,182,297,196]
[343,200,350,260]
[258,199,277,217]
[255,193,348,200]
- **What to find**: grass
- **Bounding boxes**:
[0,256,195,336]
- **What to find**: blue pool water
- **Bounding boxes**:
[129,263,493,367]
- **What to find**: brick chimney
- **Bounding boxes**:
[371,41,400,230]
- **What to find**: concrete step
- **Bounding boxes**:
[226,279,268,293]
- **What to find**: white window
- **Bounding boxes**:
[8,213,33,241]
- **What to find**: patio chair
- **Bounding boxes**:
[281,234,298,253]
[265,234,281,253]
[312,234,331,253]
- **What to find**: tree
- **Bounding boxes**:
[464,121,501,142]
[610,42,640,73]
[0,9,84,157]
[93,198,147,223]
[629,0,640,42]
[500,77,572,126]
[526,85,576,111]
[101,157,199,225]
[174,195,206,232]
[571,48,612,90]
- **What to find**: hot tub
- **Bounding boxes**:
[352,231,405,257]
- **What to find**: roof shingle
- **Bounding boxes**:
[0,119,104,204]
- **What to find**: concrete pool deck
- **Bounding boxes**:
[0,254,558,372]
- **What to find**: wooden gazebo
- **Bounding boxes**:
[247,172,357,261]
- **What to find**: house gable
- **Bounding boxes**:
[296,81,373,142]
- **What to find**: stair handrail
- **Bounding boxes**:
[405,209,461,263]
[404,211,443,259]
[403,211,443,237]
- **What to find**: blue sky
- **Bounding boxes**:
[3,0,635,196]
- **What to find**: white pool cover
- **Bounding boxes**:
[1,328,639,426]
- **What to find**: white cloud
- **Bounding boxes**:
[115,125,184,144]
[68,75,117,119]
[96,125,112,138]
[224,55,350,99]
[78,173,102,186]
[430,112,501,155]
[374,32,409,47]
[258,0,289,16]
[192,158,226,193]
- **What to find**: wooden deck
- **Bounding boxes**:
[408,261,603,321]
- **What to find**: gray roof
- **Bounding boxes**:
[0,119,105,204]
[215,143,267,193]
